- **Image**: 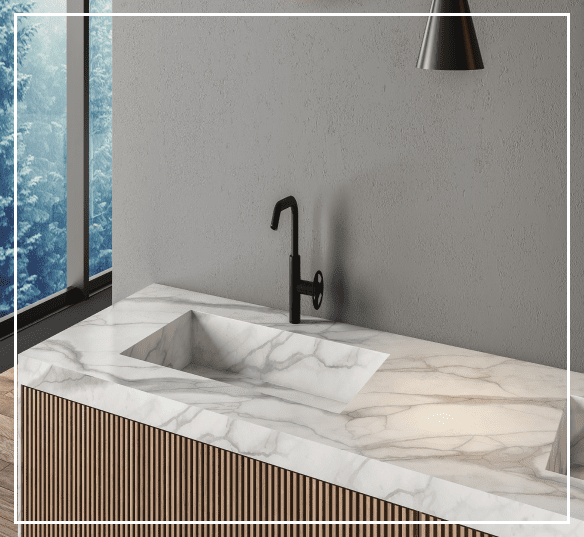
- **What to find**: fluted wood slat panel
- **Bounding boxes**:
[20,525,498,537]
[19,525,491,537]
[418,513,494,537]
[21,387,497,537]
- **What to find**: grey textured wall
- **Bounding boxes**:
[113,1,580,373]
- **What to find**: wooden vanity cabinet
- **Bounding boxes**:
[21,387,497,537]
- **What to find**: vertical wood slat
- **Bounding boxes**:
[21,386,498,537]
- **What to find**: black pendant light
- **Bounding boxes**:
[417,0,484,70]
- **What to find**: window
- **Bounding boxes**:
[0,0,112,338]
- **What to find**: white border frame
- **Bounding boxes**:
[13,11,571,529]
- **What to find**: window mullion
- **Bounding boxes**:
[66,0,90,300]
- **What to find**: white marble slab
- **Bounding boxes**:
[17,283,584,537]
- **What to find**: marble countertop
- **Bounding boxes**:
[17,283,584,536]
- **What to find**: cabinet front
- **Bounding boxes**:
[21,386,496,537]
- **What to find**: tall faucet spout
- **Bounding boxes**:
[270,196,298,257]
[270,195,323,323]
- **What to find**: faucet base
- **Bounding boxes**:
[289,255,301,324]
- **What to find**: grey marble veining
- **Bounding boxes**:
[17,283,584,537]
[121,309,388,412]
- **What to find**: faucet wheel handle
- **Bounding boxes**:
[312,271,324,310]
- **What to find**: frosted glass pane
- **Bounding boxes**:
[13,3,68,313]
[0,3,20,316]
[89,0,112,277]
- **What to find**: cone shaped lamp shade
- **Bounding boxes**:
[417,0,484,70]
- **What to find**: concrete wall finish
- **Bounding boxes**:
[112,1,580,373]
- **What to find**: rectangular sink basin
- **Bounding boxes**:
[121,310,389,413]
[546,395,584,480]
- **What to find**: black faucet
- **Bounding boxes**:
[271,196,323,324]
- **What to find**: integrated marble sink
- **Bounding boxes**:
[121,309,389,413]
[547,395,584,480]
